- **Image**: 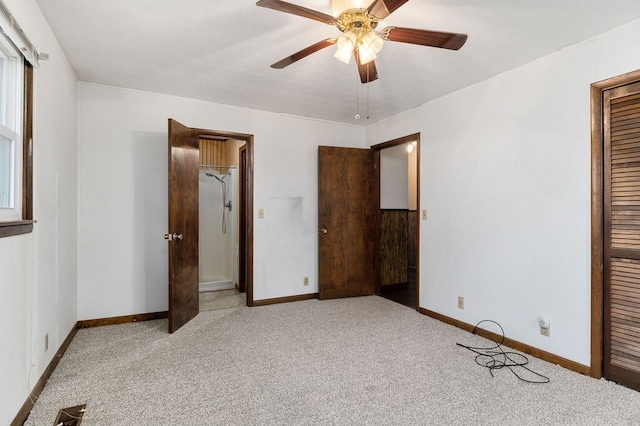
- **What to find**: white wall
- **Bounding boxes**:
[365,18,640,366]
[77,83,364,319]
[380,148,409,209]
[0,0,78,423]
[408,147,417,211]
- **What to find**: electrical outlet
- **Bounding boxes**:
[458,296,464,309]
[539,316,550,336]
[303,276,309,286]
[45,333,48,352]
[539,316,550,329]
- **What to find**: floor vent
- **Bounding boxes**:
[53,404,86,426]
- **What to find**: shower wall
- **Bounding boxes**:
[199,170,236,291]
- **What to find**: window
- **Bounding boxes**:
[0,27,33,238]
[0,34,22,213]
[0,132,14,208]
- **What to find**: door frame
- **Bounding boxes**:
[238,144,247,295]
[590,68,640,378]
[194,127,255,307]
[371,133,420,307]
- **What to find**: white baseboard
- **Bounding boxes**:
[199,280,235,292]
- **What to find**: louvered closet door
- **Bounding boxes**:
[604,81,640,390]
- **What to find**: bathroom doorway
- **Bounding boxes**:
[198,136,246,311]
[167,120,253,332]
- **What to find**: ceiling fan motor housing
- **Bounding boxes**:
[335,9,379,34]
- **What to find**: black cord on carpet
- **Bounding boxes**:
[456,320,550,384]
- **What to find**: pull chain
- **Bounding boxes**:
[355,75,360,120]
[366,64,370,120]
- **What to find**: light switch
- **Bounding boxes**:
[258,208,265,219]
[422,209,428,220]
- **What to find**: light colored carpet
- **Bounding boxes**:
[25,296,640,425]
[199,289,245,312]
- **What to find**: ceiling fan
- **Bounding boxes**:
[256,0,468,84]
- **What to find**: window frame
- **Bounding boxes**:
[0,60,33,238]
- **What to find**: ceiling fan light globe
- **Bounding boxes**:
[358,48,376,65]
[336,31,357,51]
[334,48,352,64]
[334,30,357,63]
[361,31,384,55]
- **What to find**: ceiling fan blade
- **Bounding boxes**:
[366,0,409,20]
[271,38,336,69]
[383,26,468,50]
[256,0,336,25]
[354,50,379,84]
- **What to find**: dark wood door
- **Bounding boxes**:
[603,81,640,390]
[167,119,199,333]
[318,146,377,299]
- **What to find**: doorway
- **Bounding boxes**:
[316,136,420,305]
[167,119,254,333]
[592,70,640,389]
[198,136,245,311]
[373,134,420,310]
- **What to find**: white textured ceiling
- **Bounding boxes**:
[34,0,640,125]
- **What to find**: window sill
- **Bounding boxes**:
[0,220,34,238]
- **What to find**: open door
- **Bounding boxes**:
[318,146,377,299]
[166,119,199,333]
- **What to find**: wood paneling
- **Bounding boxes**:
[199,138,244,169]
[380,210,408,286]
[408,210,417,268]
[199,139,225,167]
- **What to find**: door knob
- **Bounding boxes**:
[164,233,183,241]
[320,228,328,234]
